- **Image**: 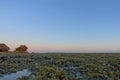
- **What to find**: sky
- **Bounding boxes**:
[0,0,120,52]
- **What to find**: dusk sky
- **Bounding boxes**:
[0,0,120,52]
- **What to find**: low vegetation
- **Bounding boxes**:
[0,53,120,80]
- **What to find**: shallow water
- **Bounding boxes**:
[63,66,84,79]
[0,69,31,80]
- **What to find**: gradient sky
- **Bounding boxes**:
[0,0,120,52]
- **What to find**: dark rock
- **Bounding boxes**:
[15,45,28,53]
[0,43,10,52]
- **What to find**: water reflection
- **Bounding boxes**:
[0,69,31,80]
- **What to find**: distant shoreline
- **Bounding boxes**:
[0,52,120,54]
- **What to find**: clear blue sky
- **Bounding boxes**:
[0,0,120,52]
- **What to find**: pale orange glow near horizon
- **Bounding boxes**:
[2,41,120,53]
[8,45,120,53]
